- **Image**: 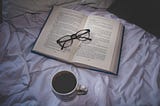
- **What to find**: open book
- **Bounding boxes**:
[32,6,123,74]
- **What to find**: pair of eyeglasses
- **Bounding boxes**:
[56,29,91,50]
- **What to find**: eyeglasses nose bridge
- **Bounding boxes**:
[71,34,78,39]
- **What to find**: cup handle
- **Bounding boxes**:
[76,84,88,95]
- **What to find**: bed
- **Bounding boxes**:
[0,0,160,106]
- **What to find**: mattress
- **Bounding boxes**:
[0,3,160,106]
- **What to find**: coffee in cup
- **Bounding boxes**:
[51,71,87,101]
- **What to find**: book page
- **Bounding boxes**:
[110,24,123,73]
[73,15,121,71]
[33,7,87,61]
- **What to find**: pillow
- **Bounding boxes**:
[3,0,115,18]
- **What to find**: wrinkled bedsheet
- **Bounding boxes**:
[0,5,160,106]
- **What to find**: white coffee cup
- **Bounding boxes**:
[51,71,88,102]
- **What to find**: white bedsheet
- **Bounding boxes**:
[0,5,160,106]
